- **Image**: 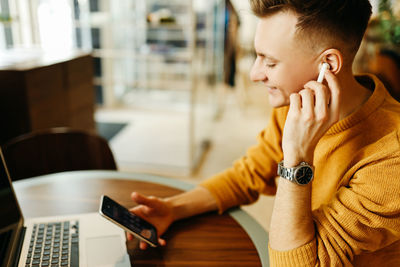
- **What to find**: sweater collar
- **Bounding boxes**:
[326,74,386,135]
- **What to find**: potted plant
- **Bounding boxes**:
[362,0,400,100]
[376,0,400,47]
[367,0,400,53]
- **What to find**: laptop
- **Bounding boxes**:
[0,149,131,267]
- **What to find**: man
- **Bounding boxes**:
[128,0,400,266]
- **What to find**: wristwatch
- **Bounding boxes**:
[277,161,314,185]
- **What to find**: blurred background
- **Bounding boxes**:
[0,0,399,230]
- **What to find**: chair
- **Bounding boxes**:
[369,49,400,101]
[1,127,117,181]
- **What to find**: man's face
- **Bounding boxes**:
[250,11,320,107]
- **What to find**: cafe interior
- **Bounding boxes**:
[0,0,399,265]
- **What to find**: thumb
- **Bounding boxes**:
[131,192,154,206]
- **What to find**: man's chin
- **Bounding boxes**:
[268,95,289,108]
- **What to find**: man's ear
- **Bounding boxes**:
[321,49,343,75]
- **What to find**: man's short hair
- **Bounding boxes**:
[250,0,372,62]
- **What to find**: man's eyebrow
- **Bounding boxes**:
[255,51,278,61]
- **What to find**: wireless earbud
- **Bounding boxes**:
[317,62,330,83]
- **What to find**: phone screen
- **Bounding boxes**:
[100,195,158,246]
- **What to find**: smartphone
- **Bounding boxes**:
[99,195,158,247]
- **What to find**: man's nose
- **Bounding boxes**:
[249,61,266,82]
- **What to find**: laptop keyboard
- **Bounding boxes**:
[25,221,79,267]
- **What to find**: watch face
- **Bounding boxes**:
[294,166,313,185]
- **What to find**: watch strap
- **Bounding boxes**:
[277,161,296,182]
[277,161,314,185]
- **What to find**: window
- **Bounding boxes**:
[0,0,13,49]
[37,0,74,52]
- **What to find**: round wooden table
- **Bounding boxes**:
[13,170,269,267]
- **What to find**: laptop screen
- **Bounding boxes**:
[0,149,23,267]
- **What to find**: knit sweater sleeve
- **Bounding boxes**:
[199,107,287,213]
[268,132,400,266]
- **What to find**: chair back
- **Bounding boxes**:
[2,127,117,181]
[369,49,400,101]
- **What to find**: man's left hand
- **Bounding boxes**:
[282,70,341,167]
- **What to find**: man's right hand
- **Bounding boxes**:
[127,186,219,250]
[127,192,174,250]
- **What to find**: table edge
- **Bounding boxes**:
[13,170,269,266]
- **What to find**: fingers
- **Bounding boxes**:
[127,234,166,250]
[304,82,329,120]
[131,192,154,207]
[298,89,315,119]
[295,70,340,126]
[140,241,148,250]
[289,70,340,119]
[126,232,133,241]
[138,239,166,250]
[131,192,157,216]
[130,205,151,216]
[158,237,166,246]
[290,89,317,118]
[322,70,341,115]
[289,93,301,112]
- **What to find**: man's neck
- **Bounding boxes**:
[336,70,373,120]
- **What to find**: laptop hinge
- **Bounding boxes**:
[10,226,26,267]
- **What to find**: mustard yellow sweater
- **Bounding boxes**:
[201,74,400,266]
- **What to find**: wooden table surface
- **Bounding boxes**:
[13,171,268,267]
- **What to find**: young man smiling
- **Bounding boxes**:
[127,0,400,265]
